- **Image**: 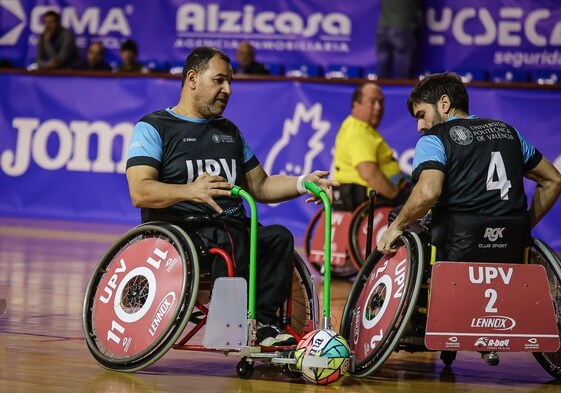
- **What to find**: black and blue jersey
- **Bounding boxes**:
[413,115,542,262]
[126,107,259,222]
[412,115,542,216]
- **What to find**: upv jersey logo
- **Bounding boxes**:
[263,102,331,179]
[0,0,26,45]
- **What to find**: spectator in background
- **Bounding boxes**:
[376,0,423,79]
[333,82,411,211]
[36,10,79,69]
[235,42,269,75]
[116,39,146,73]
[80,41,112,71]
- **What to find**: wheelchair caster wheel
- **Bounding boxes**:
[440,351,457,367]
[236,358,254,379]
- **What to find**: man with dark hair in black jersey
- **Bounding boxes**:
[126,47,338,347]
[377,72,561,364]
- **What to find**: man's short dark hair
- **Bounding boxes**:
[407,72,469,116]
[181,47,231,87]
[120,39,138,56]
[43,10,60,23]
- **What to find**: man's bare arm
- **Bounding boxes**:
[378,170,444,254]
[525,158,561,227]
[243,165,339,204]
[126,165,232,213]
[356,161,399,199]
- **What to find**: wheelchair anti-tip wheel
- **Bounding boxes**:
[340,231,425,377]
[529,238,561,379]
[82,222,200,372]
[236,358,254,379]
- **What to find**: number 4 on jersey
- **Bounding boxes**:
[486,151,511,200]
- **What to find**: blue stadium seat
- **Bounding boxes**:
[530,70,561,85]
[284,64,323,77]
[363,66,378,80]
[454,68,487,82]
[417,69,445,80]
[489,69,529,83]
[264,63,284,76]
[26,62,39,71]
[325,65,362,79]
[144,60,168,73]
[169,60,185,75]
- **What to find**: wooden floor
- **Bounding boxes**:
[1,216,560,392]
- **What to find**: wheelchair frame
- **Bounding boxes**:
[304,197,394,277]
[82,183,335,378]
[339,223,561,379]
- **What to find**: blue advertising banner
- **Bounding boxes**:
[2,0,561,73]
[423,0,561,73]
[1,73,561,248]
[0,0,561,72]
[0,0,378,68]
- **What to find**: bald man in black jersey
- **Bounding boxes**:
[377,72,561,364]
[126,47,337,347]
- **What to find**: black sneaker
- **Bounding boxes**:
[256,323,297,347]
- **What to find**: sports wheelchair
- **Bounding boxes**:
[82,184,337,378]
[305,191,394,277]
[339,220,561,379]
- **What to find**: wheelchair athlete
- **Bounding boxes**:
[125,46,337,347]
[332,82,412,213]
[377,72,561,364]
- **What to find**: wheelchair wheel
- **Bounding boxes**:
[304,208,357,277]
[529,238,561,379]
[304,208,323,259]
[348,203,393,270]
[82,223,199,372]
[340,231,425,377]
[283,252,319,336]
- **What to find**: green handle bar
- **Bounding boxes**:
[230,185,258,320]
[304,181,332,330]
[231,182,332,330]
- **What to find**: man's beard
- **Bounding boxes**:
[431,105,444,128]
[196,97,226,118]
